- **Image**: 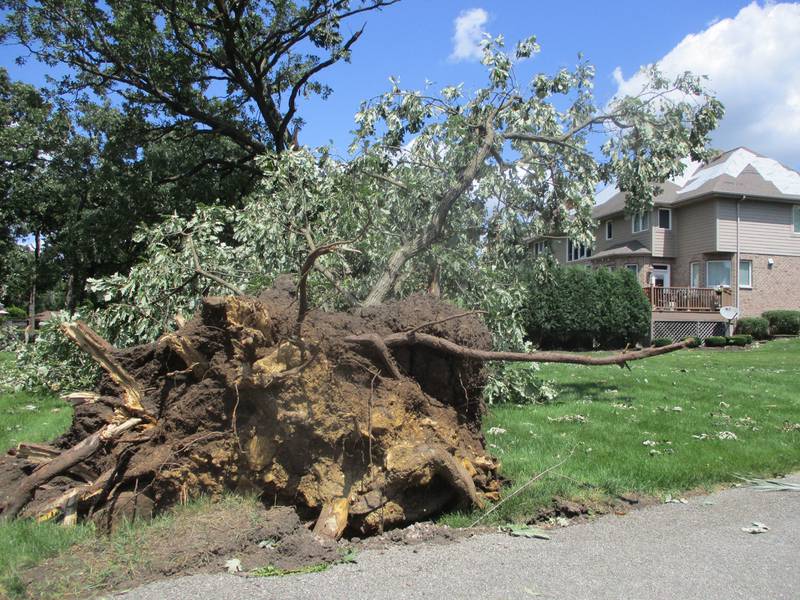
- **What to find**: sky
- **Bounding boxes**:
[1,0,798,168]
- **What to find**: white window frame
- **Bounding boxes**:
[690,262,701,288]
[605,221,613,240]
[739,259,753,289]
[632,210,650,234]
[624,263,639,278]
[534,241,548,257]
[566,240,592,262]
[657,208,672,230]
[706,260,732,288]
[794,205,800,234]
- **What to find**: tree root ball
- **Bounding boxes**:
[1,279,501,536]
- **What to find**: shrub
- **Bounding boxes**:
[684,336,702,348]
[761,310,800,335]
[6,306,27,319]
[704,336,728,347]
[525,267,651,350]
[735,316,770,340]
[727,334,752,346]
[652,338,673,347]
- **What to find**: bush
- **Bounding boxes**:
[5,306,26,319]
[761,310,800,335]
[704,336,728,347]
[735,316,770,340]
[727,334,752,346]
[652,338,673,347]
[525,267,651,350]
[684,336,702,348]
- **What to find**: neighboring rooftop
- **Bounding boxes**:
[593,147,800,219]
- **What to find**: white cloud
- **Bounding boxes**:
[613,2,800,167]
[449,8,488,63]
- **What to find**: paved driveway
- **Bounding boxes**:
[122,475,800,600]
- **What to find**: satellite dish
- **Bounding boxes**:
[719,306,739,320]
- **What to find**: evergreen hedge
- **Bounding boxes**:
[735,316,769,340]
[525,267,651,350]
[761,310,800,335]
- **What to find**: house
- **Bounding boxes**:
[534,148,800,339]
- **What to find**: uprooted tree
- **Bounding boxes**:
[0,36,722,537]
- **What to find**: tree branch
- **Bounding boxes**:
[345,334,691,368]
[186,234,245,296]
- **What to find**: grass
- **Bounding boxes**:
[3,342,800,591]
[8,495,265,599]
[0,351,85,596]
[0,352,73,452]
[442,338,800,527]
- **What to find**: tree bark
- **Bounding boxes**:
[25,230,40,344]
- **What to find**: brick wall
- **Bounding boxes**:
[736,253,800,317]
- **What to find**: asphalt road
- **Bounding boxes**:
[121,475,800,600]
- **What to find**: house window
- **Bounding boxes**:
[534,241,548,257]
[739,259,752,288]
[794,205,800,234]
[632,211,650,233]
[566,240,592,262]
[706,260,731,287]
[625,264,639,278]
[606,221,613,240]
[658,208,672,230]
[690,262,701,288]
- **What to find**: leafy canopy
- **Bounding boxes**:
[1,0,400,156]
[87,35,723,350]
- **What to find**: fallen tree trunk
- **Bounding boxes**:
[0,278,689,536]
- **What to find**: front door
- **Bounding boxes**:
[650,264,671,287]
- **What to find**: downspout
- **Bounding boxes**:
[736,195,744,319]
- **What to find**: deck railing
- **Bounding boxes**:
[644,286,733,312]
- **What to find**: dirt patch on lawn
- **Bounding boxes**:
[18,498,342,599]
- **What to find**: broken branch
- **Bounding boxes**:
[61,322,148,415]
[1,418,142,520]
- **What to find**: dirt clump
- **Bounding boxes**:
[0,279,501,536]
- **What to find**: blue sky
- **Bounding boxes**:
[1,1,798,167]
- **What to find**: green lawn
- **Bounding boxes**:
[444,338,800,526]
[0,352,73,452]
[2,342,800,592]
[0,351,88,597]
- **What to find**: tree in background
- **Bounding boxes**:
[1,0,399,162]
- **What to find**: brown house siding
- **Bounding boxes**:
[717,199,800,256]
[595,211,652,254]
[675,201,717,259]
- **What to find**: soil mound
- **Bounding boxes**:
[1,279,501,536]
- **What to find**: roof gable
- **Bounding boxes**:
[593,147,800,219]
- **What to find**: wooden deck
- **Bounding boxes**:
[644,286,733,313]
